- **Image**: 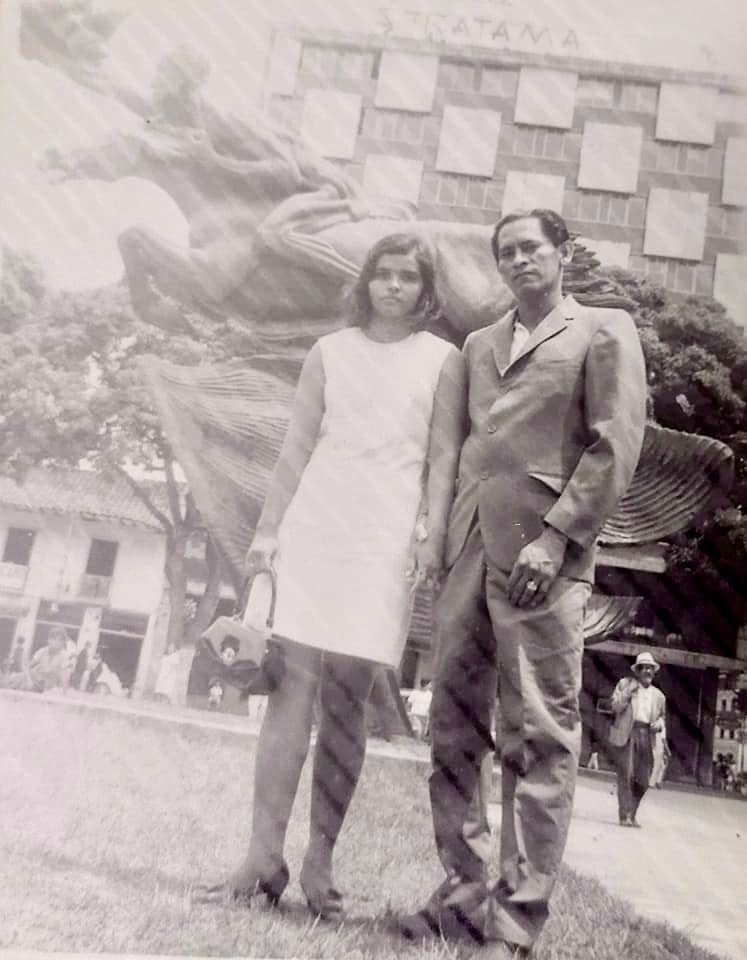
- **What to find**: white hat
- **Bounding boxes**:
[632,651,659,673]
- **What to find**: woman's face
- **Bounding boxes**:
[367,252,424,322]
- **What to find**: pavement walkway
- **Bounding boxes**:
[4,690,746,959]
[540,773,746,960]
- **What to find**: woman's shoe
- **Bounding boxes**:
[196,860,289,907]
[299,862,345,921]
[235,861,290,906]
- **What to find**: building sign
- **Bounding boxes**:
[281,0,745,77]
[373,7,581,55]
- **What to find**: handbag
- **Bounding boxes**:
[190,568,285,700]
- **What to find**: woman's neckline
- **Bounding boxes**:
[357,326,419,344]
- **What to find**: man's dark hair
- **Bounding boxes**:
[491,208,571,263]
[220,635,240,653]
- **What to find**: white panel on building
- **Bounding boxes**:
[300,91,362,160]
[643,188,708,260]
[578,122,643,194]
[514,69,577,129]
[714,254,747,330]
[656,84,718,145]
[435,106,501,177]
[266,34,301,96]
[502,171,566,216]
[375,52,438,113]
[723,138,747,206]
[362,155,424,205]
[576,237,631,268]
[716,93,747,124]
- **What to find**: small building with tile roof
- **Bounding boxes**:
[0,468,232,698]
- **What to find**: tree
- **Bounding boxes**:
[0,247,233,667]
[601,267,747,652]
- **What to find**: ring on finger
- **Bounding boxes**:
[526,579,539,591]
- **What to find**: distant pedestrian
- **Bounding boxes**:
[609,652,666,826]
[27,627,73,692]
[208,676,224,710]
[406,679,433,741]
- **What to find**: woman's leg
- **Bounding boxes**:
[231,640,322,891]
[301,652,377,903]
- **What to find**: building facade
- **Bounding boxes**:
[714,672,747,774]
[0,470,170,694]
[258,1,746,327]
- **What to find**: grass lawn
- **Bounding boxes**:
[0,693,720,960]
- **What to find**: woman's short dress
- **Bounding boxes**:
[247,327,455,668]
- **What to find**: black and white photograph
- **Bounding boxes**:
[0,1,745,958]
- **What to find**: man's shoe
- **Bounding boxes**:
[619,816,633,827]
[399,875,489,943]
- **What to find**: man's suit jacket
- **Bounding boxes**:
[608,677,666,748]
[445,295,647,582]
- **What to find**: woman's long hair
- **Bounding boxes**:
[347,233,442,331]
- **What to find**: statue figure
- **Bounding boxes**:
[29,1,631,352]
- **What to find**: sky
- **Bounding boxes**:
[0,0,745,291]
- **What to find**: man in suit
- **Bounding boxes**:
[401,209,647,957]
[609,651,667,826]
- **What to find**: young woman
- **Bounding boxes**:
[209,232,466,920]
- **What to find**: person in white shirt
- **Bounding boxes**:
[407,680,433,740]
[608,652,666,826]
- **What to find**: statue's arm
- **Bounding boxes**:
[202,101,302,180]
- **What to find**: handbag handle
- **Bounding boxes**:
[239,566,277,633]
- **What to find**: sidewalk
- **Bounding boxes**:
[6,690,746,959]
[543,775,745,960]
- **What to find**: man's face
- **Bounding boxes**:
[494,217,569,299]
[49,634,64,653]
[220,647,237,666]
[636,665,656,687]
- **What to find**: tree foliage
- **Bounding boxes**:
[602,267,747,646]
[0,247,231,661]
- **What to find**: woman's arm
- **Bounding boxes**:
[247,344,326,562]
[416,349,468,578]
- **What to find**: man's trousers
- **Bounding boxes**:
[614,721,654,822]
[429,524,590,948]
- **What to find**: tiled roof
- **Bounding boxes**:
[0,468,172,531]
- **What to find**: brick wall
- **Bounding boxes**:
[265,35,747,325]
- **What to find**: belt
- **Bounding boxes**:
[633,720,651,729]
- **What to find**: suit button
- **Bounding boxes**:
[487,424,496,434]
[479,470,489,480]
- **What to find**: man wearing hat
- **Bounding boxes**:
[609,652,666,826]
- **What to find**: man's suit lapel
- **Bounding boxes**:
[493,296,578,376]
[491,311,516,378]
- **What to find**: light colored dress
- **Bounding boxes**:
[247,327,455,667]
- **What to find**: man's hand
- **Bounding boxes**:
[507,526,568,608]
